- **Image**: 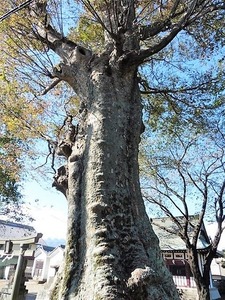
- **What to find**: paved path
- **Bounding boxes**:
[1,279,224,299]
[25,280,46,299]
[0,279,45,300]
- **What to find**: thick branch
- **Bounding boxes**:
[138,0,184,40]
[126,0,198,65]
[216,179,225,223]
[125,26,181,65]
[30,1,91,64]
[139,19,171,40]
[32,23,77,61]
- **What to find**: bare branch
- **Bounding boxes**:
[41,78,62,95]
[215,179,225,224]
[147,184,186,216]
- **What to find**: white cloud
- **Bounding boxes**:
[29,205,67,241]
[22,180,68,244]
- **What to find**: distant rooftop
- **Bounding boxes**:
[151,216,210,251]
[36,244,65,256]
[38,245,55,252]
[0,219,37,240]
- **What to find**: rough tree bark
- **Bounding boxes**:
[46,48,178,299]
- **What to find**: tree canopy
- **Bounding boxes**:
[0,0,224,173]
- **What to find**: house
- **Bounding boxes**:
[32,244,65,282]
[151,216,221,300]
[211,258,225,281]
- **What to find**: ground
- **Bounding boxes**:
[0,279,45,300]
[0,280,224,299]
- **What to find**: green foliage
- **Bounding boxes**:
[0,167,33,223]
[0,168,21,204]
[68,15,104,50]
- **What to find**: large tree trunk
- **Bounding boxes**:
[195,272,210,300]
[196,284,210,300]
[41,49,179,299]
[187,248,210,300]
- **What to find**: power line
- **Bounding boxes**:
[0,0,33,23]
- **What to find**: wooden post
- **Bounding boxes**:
[185,261,191,287]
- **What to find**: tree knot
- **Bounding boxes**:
[127,266,160,288]
[52,165,68,196]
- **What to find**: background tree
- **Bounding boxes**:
[142,125,225,300]
[0,1,225,299]
[0,58,49,222]
[0,130,39,222]
[0,132,33,222]
[0,167,34,222]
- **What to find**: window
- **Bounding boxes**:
[169,265,186,276]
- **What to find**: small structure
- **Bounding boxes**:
[0,220,42,300]
[211,257,225,296]
[151,216,221,300]
[211,258,225,281]
[32,245,65,282]
[0,220,38,280]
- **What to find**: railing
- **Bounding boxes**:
[173,276,196,288]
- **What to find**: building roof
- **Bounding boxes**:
[151,216,211,251]
[36,244,55,253]
[42,245,56,252]
[48,245,65,257]
[0,220,37,240]
[35,244,65,260]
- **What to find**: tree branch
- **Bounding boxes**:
[126,0,198,65]
[32,23,77,61]
[139,19,171,41]
[40,78,62,95]
[30,1,91,64]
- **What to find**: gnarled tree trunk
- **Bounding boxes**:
[187,248,211,300]
[45,51,179,299]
